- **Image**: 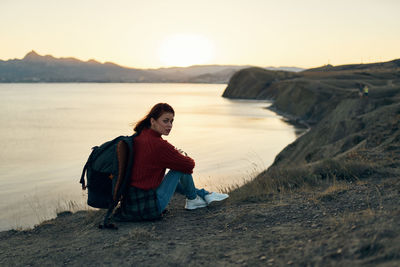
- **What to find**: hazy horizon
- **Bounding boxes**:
[3,49,399,73]
[1,0,399,69]
[3,50,310,70]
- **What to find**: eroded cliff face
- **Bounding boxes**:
[222,67,299,99]
[222,62,400,169]
[222,67,354,124]
[274,97,400,167]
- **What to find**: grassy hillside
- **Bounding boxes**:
[223,59,400,200]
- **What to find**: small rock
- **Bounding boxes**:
[267,258,275,263]
[287,260,293,265]
[337,248,342,254]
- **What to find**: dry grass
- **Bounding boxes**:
[227,158,379,203]
[55,200,85,215]
[326,207,383,229]
[11,196,92,231]
[315,180,350,201]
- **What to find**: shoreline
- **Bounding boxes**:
[0,85,295,233]
[1,64,399,265]
[266,105,311,134]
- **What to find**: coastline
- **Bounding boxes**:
[266,105,310,131]
[1,63,400,265]
[0,82,297,232]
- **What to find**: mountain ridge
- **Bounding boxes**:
[0,51,304,83]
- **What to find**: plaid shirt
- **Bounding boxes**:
[113,186,161,221]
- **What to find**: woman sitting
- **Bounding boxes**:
[114,103,228,221]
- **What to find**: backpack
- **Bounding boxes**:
[79,134,137,229]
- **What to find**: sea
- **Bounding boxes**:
[0,83,300,231]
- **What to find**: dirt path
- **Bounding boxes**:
[1,176,399,266]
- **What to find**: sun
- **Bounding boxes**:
[158,34,215,67]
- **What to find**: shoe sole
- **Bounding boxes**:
[205,195,229,205]
[185,203,207,210]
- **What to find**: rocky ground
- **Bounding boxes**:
[1,174,399,266]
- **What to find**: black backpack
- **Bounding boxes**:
[80,134,137,229]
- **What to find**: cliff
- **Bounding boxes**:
[222,67,299,99]
[223,59,400,168]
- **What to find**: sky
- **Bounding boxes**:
[1,0,399,69]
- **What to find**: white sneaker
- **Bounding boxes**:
[204,192,229,204]
[185,195,207,210]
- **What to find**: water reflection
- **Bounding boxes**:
[0,83,299,231]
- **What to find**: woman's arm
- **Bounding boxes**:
[115,140,129,200]
[158,140,195,173]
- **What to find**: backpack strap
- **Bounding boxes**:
[113,140,129,201]
[80,163,88,190]
[99,207,118,230]
[99,134,137,230]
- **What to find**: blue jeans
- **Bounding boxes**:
[156,170,209,213]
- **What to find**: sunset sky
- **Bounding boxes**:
[1,0,399,68]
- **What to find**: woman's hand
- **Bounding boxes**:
[177,148,188,156]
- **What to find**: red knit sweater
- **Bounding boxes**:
[130,128,195,190]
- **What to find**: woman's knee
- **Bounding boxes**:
[167,169,186,176]
[167,170,191,180]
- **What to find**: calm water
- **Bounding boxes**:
[0,83,298,231]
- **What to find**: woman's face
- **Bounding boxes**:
[150,112,174,136]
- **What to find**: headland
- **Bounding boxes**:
[1,59,399,266]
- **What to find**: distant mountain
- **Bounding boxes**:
[0,51,159,83]
[0,51,304,83]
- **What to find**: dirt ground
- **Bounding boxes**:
[1,175,399,266]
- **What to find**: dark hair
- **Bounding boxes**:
[134,103,175,133]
